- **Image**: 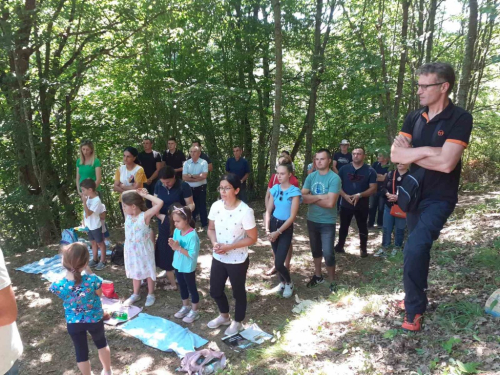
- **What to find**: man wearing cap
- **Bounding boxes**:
[332,140,353,174]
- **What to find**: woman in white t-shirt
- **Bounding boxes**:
[0,249,23,374]
[206,173,258,336]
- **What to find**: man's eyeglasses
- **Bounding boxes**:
[414,82,447,90]
[217,187,233,192]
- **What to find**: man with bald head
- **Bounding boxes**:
[183,146,209,230]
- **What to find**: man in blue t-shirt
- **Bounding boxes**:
[335,147,377,258]
[368,152,390,228]
[225,146,250,202]
[302,148,341,293]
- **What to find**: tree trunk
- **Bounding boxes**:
[457,0,478,109]
[393,0,410,126]
[269,0,283,181]
[425,0,437,63]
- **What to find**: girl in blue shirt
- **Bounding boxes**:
[49,243,112,375]
[162,204,201,323]
[265,163,302,298]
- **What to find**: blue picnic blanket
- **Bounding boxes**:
[119,313,208,357]
[16,247,112,282]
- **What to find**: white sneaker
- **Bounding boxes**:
[271,282,285,294]
[224,321,244,336]
[374,248,387,257]
[207,315,232,329]
[174,306,191,319]
[283,282,294,298]
[182,310,200,323]
[101,370,113,375]
[123,294,141,307]
[391,247,402,256]
[145,294,156,307]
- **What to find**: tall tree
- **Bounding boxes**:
[457,0,478,109]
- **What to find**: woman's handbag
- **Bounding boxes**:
[390,171,407,218]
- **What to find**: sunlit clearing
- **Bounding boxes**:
[40,353,52,363]
[128,355,154,374]
[29,297,52,308]
[198,254,212,269]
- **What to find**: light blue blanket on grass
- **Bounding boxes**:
[119,313,208,357]
[16,247,111,282]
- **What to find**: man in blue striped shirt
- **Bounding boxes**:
[183,146,209,230]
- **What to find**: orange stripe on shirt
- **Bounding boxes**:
[446,139,468,148]
[399,132,412,140]
[422,112,429,123]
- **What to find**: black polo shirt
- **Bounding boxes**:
[154,179,192,215]
[333,152,352,171]
[162,149,186,180]
[338,163,377,209]
[400,101,473,204]
[371,161,390,191]
[138,150,162,180]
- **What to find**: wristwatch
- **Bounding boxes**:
[357,193,362,198]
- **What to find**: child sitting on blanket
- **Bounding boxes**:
[159,203,201,323]
[49,243,113,375]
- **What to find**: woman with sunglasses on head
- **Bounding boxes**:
[264,155,299,276]
[206,173,258,336]
[265,163,301,298]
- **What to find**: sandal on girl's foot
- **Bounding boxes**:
[162,283,178,291]
[265,267,277,276]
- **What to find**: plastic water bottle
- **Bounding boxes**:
[111,311,128,320]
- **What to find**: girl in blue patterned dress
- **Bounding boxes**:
[49,243,113,375]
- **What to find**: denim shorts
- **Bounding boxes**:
[307,220,336,267]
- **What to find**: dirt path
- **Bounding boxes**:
[5,192,500,374]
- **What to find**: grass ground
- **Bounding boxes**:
[4,189,500,375]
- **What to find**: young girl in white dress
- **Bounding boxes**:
[121,189,163,307]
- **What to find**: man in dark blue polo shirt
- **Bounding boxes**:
[225,145,250,202]
[368,152,390,228]
[391,63,473,331]
[335,147,377,258]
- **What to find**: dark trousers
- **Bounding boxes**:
[144,181,156,209]
[337,206,369,252]
[238,184,248,203]
[404,199,455,318]
[210,257,249,322]
[67,320,107,362]
[191,185,208,227]
[270,217,292,283]
[368,190,386,227]
[175,270,200,303]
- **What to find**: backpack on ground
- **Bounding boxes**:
[60,228,78,245]
[111,243,125,266]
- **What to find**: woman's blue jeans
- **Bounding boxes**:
[382,205,406,247]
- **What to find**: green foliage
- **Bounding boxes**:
[435,302,484,332]
[441,337,462,354]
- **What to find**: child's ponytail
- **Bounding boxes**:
[62,242,90,285]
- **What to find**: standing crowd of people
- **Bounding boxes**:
[0,62,473,375]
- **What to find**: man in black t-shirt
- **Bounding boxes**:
[391,63,473,332]
[332,139,352,174]
[162,137,186,180]
[368,152,390,228]
[138,138,163,201]
[335,148,377,258]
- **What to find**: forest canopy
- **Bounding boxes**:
[0,0,499,250]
